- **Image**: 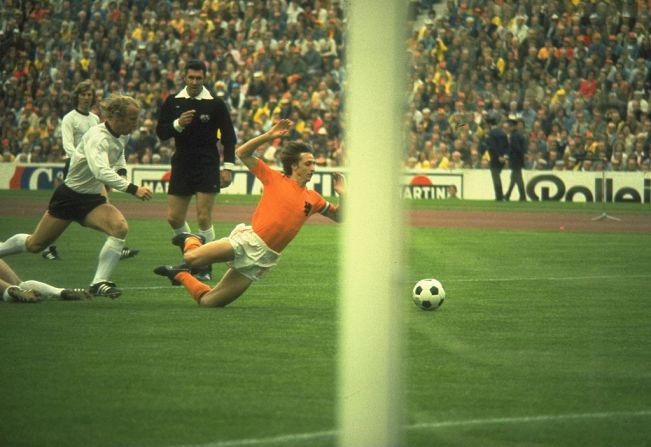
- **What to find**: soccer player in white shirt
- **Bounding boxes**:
[0,95,153,298]
[41,80,139,262]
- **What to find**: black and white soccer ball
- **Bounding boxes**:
[412,278,446,310]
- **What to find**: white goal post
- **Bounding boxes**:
[337,1,408,446]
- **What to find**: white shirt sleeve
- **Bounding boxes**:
[61,114,76,157]
[84,135,131,192]
[173,118,185,133]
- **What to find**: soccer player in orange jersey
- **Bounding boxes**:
[154,119,345,307]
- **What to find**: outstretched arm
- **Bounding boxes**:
[235,119,293,170]
[332,172,346,196]
[324,172,345,222]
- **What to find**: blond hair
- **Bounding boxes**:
[99,95,140,118]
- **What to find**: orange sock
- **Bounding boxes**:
[184,236,202,253]
[175,272,211,303]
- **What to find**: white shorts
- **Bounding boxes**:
[225,224,280,281]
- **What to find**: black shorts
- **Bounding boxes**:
[48,183,107,222]
[168,161,221,196]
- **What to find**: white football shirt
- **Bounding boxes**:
[65,123,131,194]
[60,109,100,158]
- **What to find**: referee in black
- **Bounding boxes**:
[156,59,237,280]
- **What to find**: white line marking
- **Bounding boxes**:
[410,409,651,430]
[448,274,651,283]
[171,409,651,447]
[175,429,335,447]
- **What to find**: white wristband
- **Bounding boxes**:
[173,118,185,133]
[223,162,235,170]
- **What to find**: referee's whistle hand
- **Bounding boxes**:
[178,110,196,126]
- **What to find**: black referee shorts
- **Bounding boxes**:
[168,161,220,196]
[48,183,107,223]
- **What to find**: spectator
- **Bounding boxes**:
[505,116,527,201]
[480,111,509,201]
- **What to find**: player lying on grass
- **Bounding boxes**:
[0,259,90,303]
[154,119,345,307]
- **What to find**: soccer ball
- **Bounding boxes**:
[412,278,446,310]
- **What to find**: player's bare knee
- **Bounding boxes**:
[183,250,202,267]
[107,220,129,239]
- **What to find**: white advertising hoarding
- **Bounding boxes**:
[1,163,649,203]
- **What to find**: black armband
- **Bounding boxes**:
[117,168,128,177]
[126,183,139,195]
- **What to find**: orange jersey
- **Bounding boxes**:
[251,159,331,252]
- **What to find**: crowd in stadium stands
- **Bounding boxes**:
[407,0,650,172]
[1,0,650,172]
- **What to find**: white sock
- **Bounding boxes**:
[91,236,125,285]
[2,288,14,302]
[0,234,29,257]
[197,226,215,243]
[173,222,191,235]
[19,280,62,300]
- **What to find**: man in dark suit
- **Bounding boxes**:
[481,111,509,201]
[505,116,527,201]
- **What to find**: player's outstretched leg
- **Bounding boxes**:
[3,286,41,303]
[154,263,191,285]
[153,262,210,284]
[196,268,252,307]
[154,264,211,300]
[171,233,211,280]
[60,288,92,300]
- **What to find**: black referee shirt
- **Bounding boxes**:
[156,86,236,166]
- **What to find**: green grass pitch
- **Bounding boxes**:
[1,192,650,447]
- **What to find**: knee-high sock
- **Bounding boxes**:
[176,271,210,303]
[173,222,191,235]
[19,280,63,300]
[183,236,203,253]
[197,226,215,243]
[92,236,125,285]
[0,234,29,257]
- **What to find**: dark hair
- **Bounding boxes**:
[486,111,501,126]
[185,59,206,74]
[280,142,314,176]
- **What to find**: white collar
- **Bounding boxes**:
[175,86,214,100]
